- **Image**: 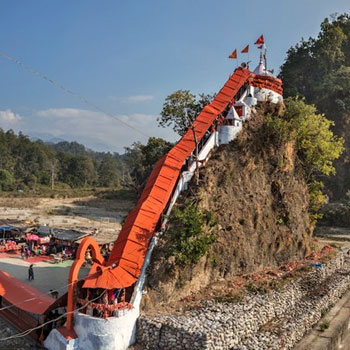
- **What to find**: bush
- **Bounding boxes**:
[0,169,14,191]
[168,200,217,265]
[319,320,330,332]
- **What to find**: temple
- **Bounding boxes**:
[42,42,284,350]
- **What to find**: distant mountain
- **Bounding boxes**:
[28,132,66,144]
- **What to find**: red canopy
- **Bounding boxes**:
[0,270,54,314]
[26,234,39,241]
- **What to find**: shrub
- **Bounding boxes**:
[168,200,217,265]
[319,320,330,332]
[0,169,14,191]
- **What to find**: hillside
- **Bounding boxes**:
[141,100,342,312]
[0,130,124,191]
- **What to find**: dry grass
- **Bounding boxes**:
[72,197,135,212]
[0,197,41,209]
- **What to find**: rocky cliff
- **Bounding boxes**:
[142,103,314,312]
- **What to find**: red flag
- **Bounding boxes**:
[228,49,237,59]
[255,35,265,45]
[241,45,249,53]
[257,44,264,49]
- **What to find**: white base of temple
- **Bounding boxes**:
[44,328,78,350]
[44,308,140,350]
[74,309,139,350]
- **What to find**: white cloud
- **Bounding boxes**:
[36,108,89,119]
[127,95,154,103]
[29,108,178,152]
[0,109,22,124]
[0,107,178,152]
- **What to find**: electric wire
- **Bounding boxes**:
[0,52,151,139]
[0,287,125,342]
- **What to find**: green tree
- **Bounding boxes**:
[265,97,344,220]
[158,90,214,136]
[139,137,172,167]
[98,154,120,187]
[0,169,14,191]
[279,13,350,199]
[124,142,145,190]
[64,156,96,187]
[124,137,172,191]
[0,128,132,191]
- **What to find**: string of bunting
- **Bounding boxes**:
[76,298,133,312]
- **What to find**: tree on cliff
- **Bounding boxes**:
[266,97,344,220]
[279,13,350,199]
[158,90,215,136]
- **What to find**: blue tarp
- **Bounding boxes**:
[0,226,14,232]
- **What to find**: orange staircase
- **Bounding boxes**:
[83,67,252,290]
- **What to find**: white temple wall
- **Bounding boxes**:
[254,87,283,104]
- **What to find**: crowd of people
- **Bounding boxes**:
[76,286,133,319]
[20,242,76,261]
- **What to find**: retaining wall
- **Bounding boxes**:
[136,251,350,350]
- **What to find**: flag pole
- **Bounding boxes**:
[228,49,238,69]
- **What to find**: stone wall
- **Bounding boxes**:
[136,250,350,350]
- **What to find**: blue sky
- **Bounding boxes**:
[0,0,349,153]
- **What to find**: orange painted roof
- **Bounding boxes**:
[83,67,252,289]
[0,270,54,314]
[249,74,283,95]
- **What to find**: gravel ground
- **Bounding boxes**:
[0,317,39,350]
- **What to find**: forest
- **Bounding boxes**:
[0,129,171,195]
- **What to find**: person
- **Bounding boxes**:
[49,289,59,299]
[51,245,57,255]
[108,289,115,305]
[85,250,92,265]
[28,264,34,281]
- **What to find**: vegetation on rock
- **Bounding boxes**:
[167,200,217,265]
